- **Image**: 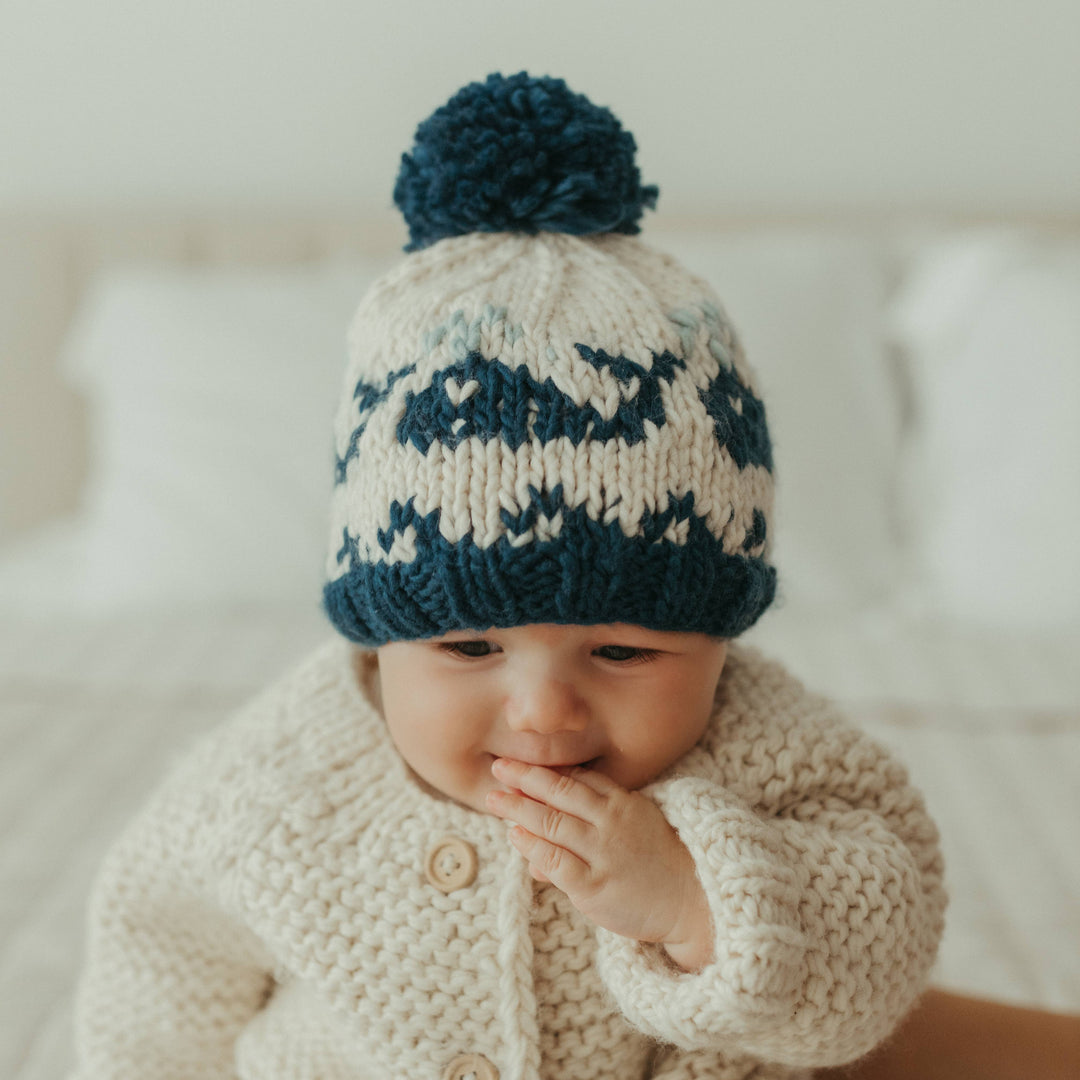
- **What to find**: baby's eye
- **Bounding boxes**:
[594,645,662,665]
[439,640,497,659]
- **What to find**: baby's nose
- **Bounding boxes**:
[504,675,587,734]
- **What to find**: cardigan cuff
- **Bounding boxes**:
[594,778,808,1050]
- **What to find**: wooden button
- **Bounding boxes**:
[442,1052,499,1080]
[424,837,478,893]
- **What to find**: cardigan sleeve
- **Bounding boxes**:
[593,696,947,1069]
[68,725,277,1080]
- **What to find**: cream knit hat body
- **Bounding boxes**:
[323,73,776,646]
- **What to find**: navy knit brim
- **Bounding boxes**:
[323,509,776,647]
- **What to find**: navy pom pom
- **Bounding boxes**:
[394,71,659,252]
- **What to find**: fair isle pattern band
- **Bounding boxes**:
[323,232,776,646]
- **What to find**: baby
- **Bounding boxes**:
[68,72,946,1080]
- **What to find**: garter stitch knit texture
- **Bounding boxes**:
[68,640,946,1080]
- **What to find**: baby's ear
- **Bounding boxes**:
[711,637,731,675]
[351,644,378,666]
[350,646,383,700]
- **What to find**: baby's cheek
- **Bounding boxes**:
[626,722,706,783]
[605,743,669,791]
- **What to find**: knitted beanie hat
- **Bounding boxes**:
[323,71,776,647]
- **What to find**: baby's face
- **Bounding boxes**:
[374,623,727,813]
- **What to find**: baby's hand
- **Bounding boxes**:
[486,758,714,972]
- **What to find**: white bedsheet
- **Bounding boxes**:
[1,608,1077,1079]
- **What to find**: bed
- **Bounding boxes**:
[1,215,1077,1079]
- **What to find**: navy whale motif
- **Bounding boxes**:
[335,341,772,481]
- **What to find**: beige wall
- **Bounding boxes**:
[1,1,1078,219]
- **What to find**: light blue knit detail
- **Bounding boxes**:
[667,301,738,370]
[421,305,525,360]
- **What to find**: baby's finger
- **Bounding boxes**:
[508,826,589,890]
[485,789,593,855]
[562,762,621,796]
[491,758,604,817]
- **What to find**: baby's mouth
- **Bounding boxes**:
[559,756,599,772]
[530,758,601,773]
[489,753,600,771]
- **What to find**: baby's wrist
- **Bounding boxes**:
[661,932,713,973]
[659,882,713,973]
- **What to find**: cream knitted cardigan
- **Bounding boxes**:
[69,639,946,1080]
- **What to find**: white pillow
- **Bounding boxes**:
[888,230,1080,630]
[651,230,901,614]
[58,257,394,614]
